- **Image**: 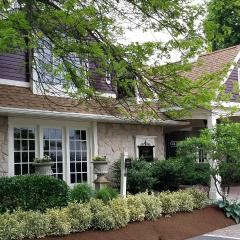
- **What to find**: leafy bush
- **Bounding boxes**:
[159,191,179,215]
[0,175,69,213]
[136,192,162,220]
[0,210,50,240]
[173,191,194,212]
[108,198,130,229]
[218,200,240,224]
[181,162,211,186]
[152,159,182,191]
[89,198,116,230]
[66,202,93,232]
[186,187,209,209]
[96,187,119,202]
[219,161,240,186]
[69,183,95,203]
[112,159,157,194]
[45,208,71,236]
[126,195,146,222]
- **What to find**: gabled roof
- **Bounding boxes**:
[184,45,240,81]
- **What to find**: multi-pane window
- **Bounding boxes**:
[43,128,63,179]
[69,129,87,184]
[14,128,35,175]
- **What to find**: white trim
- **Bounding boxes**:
[0,78,30,88]
[8,117,92,185]
[0,106,189,126]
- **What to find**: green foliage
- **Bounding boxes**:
[136,192,162,220]
[152,159,182,191]
[204,0,240,51]
[126,195,146,222]
[218,200,240,224]
[186,187,210,209]
[108,198,130,229]
[0,189,209,239]
[178,122,240,200]
[219,161,240,186]
[89,198,116,230]
[66,202,93,232]
[173,191,194,212]
[69,183,95,203]
[96,187,119,202]
[112,159,157,193]
[0,175,69,213]
[45,208,71,236]
[158,191,180,215]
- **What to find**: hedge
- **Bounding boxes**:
[0,175,69,213]
[0,188,209,240]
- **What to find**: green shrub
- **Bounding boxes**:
[136,192,162,220]
[66,202,93,232]
[0,210,50,240]
[96,187,118,202]
[112,159,157,193]
[219,161,240,185]
[186,187,209,209]
[108,198,130,229]
[45,208,71,236]
[126,195,146,222]
[89,198,115,230]
[69,183,95,203]
[152,158,183,191]
[181,162,211,186]
[173,191,194,212]
[0,175,69,213]
[159,191,179,215]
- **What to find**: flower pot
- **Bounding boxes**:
[91,161,108,175]
[32,162,54,176]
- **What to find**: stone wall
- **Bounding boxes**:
[97,122,165,165]
[0,116,8,176]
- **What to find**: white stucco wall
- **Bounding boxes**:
[97,122,165,164]
[0,116,8,176]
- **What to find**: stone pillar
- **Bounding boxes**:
[207,114,221,200]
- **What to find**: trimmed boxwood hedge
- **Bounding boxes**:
[0,175,69,213]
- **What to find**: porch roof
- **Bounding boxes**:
[0,84,188,126]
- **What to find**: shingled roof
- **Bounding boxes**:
[184,45,240,80]
[1,45,240,119]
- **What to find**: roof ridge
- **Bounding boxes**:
[200,44,240,57]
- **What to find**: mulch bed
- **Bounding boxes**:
[44,205,235,240]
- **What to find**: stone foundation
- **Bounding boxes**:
[0,116,8,176]
[97,122,165,165]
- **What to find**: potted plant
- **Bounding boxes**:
[32,155,54,176]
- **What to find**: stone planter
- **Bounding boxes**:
[91,161,109,190]
[91,161,108,175]
[32,162,54,176]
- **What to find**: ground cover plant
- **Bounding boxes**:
[0,188,209,240]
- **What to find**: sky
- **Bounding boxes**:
[122,0,206,63]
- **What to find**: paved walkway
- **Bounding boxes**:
[187,224,240,240]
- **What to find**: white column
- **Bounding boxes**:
[207,114,221,200]
[120,151,128,197]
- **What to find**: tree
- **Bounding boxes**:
[204,0,240,51]
[178,122,240,201]
[0,0,229,121]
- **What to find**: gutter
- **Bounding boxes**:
[0,106,189,126]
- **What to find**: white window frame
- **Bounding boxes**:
[8,117,92,185]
